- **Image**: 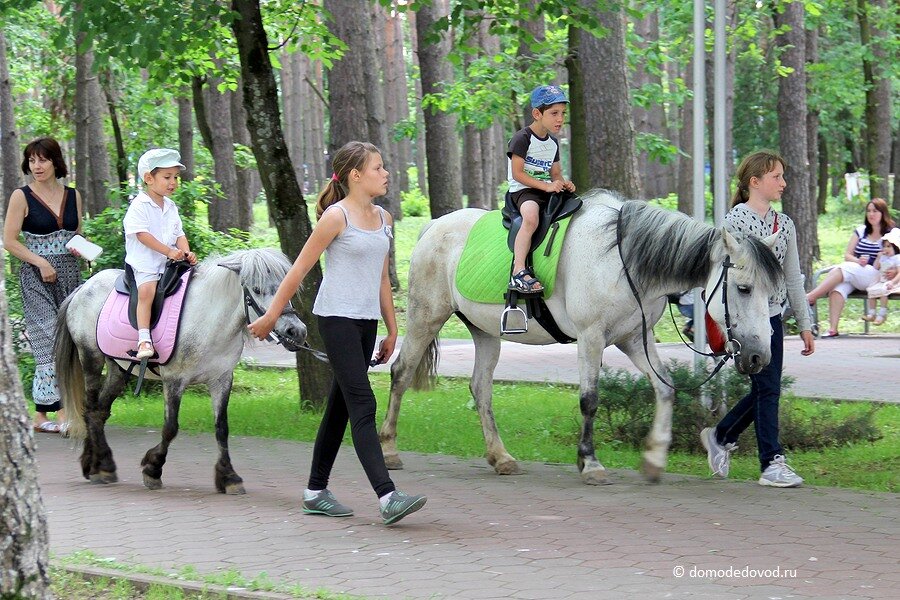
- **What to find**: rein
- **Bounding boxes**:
[242,286,329,364]
[615,210,740,392]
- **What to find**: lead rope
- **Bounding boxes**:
[242,288,329,363]
[616,210,735,393]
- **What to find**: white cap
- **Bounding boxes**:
[137,148,185,180]
[883,228,900,248]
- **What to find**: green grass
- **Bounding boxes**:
[107,366,898,493]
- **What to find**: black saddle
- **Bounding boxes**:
[114,260,193,330]
[501,190,582,254]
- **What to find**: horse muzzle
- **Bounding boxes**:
[734,346,770,375]
[275,318,307,352]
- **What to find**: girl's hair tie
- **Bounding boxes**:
[331,172,339,182]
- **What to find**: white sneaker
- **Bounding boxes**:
[758,455,803,488]
[700,427,738,478]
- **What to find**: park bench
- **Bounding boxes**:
[810,265,900,335]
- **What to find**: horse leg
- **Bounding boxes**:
[615,335,675,483]
[576,333,611,485]
[140,379,185,490]
[468,328,520,474]
[381,307,451,470]
[84,358,127,484]
[209,372,245,495]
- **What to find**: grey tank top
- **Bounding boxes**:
[312,204,391,320]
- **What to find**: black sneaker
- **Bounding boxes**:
[380,490,427,525]
[302,489,354,517]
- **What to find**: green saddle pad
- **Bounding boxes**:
[456,210,573,304]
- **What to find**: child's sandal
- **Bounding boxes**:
[509,268,544,293]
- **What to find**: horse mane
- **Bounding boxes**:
[194,248,294,295]
[589,190,782,294]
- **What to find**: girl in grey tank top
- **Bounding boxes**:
[247,141,427,524]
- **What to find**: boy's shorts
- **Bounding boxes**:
[133,270,162,288]
[510,188,552,210]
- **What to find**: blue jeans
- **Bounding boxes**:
[715,315,784,472]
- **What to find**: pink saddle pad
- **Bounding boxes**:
[96,271,191,364]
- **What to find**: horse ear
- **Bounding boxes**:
[217,261,240,273]
[762,232,779,249]
[721,227,740,253]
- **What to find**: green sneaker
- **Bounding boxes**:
[302,489,354,517]
[380,490,427,525]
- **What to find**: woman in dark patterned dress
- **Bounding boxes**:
[3,137,84,433]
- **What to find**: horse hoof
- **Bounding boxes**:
[142,474,163,490]
[494,460,523,475]
[224,482,246,495]
[90,471,118,485]
[581,469,611,486]
[384,453,404,470]
[641,460,664,483]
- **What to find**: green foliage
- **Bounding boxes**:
[401,187,429,217]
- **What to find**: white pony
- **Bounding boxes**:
[380,190,782,484]
[55,248,307,493]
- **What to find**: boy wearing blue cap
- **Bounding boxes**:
[123,148,197,359]
[506,85,576,293]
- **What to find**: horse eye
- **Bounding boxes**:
[252,287,261,294]
[737,285,751,294]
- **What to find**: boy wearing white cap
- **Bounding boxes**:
[124,148,196,359]
[506,85,576,294]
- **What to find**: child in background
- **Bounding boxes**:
[863,231,900,325]
[506,85,576,293]
[123,149,196,359]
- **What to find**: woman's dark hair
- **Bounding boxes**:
[731,149,785,207]
[315,141,380,220]
[864,198,893,236]
[21,137,68,179]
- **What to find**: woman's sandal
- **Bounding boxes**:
[821,330,840,338]
[136,340,155,359]
[509,268,544,294]
[34,421,61,434]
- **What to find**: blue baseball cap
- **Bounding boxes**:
[530,85,568,108]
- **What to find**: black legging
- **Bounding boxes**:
[307,315,396,498]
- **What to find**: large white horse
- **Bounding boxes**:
[55,248,308,494]
[380,190,782,484]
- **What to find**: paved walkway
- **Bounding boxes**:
[242,333,900,403]
[35,334,899,599]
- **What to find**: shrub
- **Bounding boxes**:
[401,188,429,217]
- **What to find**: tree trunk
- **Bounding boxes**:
[893,133,900,211]
[324,0,369,154]
[806,25,820,227]
[406,8,428,196]
[570,3,640,197]
[517,1,545,130]
[101,70,128,193]
[191,76,213,153]
[480,20,504,209]
[230,83,258,230]
[0,259,53,599]
[857,0,892,200]
[384,7,411,195]
[0,28,21,214]
[177,94,194,181]
[75,37,111,216]
[203,76,241,232]
[231,0,332,408]
[817,133,829,214]
[416,0,462,217]
[305,58,327,194]
[676,57,694,216]
[774,0,815,286]
[281,49,303,188]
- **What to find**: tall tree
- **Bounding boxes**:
[230,83,259,230]
[417,0,463,217]
[0,258,52,599]
[383,6,411,195]
[569,3,640,197]
[774,0,816,283]
[74,36,111,215]
[324,0,369,154]
[0,28,20,213]
[204,77,242,232]
[177,94,195,181]
[231,0,332,407]
[406,7,428,196]
[857,0,892,200]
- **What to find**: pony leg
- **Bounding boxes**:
[615,335,675,483]
[209,372,245,495]
[140,379,186,490]
[576,333,610,485]
[468,328,520,475]
[84,358,127,484]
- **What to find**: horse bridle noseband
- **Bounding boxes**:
[242,286,329,363]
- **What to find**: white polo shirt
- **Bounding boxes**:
[123,191,185,275]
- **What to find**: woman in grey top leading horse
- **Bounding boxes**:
[249,141,427,526]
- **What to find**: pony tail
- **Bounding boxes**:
[315,179,345,220]
[731,186,749,207]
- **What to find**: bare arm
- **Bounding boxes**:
[550,162,575,192]
[247,207,345,340]
[136,231,185,261]
[374,213,398,364]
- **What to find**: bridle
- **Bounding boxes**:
[616,211,741,392]
[242,285,329,363]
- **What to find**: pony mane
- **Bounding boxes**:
[589,192,781,294]
[195,248,294,295]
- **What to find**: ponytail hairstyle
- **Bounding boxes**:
[315,141,380,220]
[731,149,785,207]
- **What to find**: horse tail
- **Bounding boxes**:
[410,334,440,391]
[55,296,86,439]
